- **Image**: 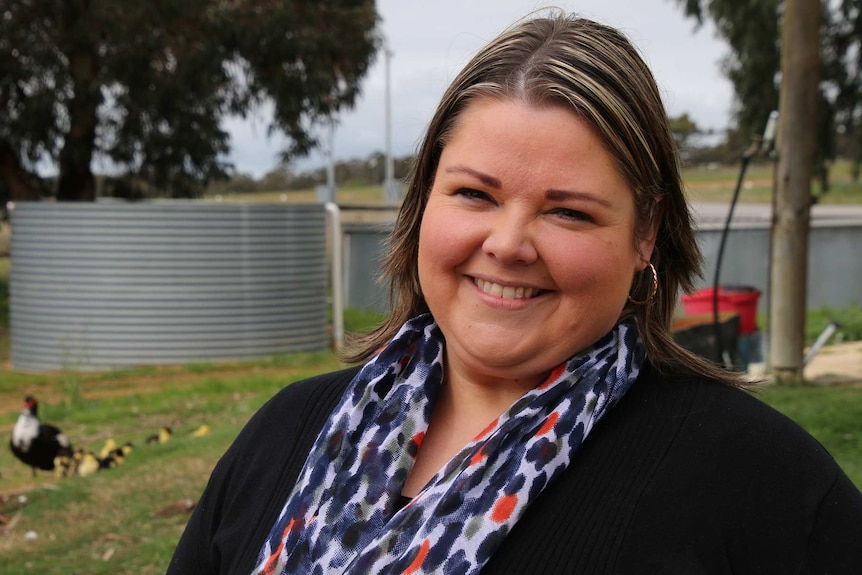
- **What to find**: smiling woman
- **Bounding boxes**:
[418,100,648,393]
[168,10,862,575]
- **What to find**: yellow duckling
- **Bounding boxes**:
[98,438,118,460]
[76,450,100,477]
[146,427,172,445]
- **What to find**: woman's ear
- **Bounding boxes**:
[636,197,663,269]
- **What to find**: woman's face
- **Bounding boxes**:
[417,97,656,389]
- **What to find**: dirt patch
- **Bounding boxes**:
[804,340,862,384]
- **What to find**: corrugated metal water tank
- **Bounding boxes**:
[9,201,329,371]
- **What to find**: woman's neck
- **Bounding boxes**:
[401,366,533,497]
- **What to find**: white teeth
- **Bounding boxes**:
[475,278,540,299]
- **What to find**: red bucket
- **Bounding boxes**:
[681,286,760,334]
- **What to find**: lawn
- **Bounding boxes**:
[1,162,861,573]
[0,353,859,574]
[206,160,862,206]
[682,159,862,204]
[0,354,346,574]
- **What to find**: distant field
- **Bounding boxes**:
[682,160,862,204]
[209,161,862,205]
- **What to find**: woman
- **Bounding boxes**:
[169,12,862,574]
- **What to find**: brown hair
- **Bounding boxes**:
[345,11,741,385]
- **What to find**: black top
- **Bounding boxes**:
[396,494,414,511]
[168,363,862,574]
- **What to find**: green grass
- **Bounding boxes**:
[682,159,862,204]
[0,355,345,574]
[210,161,862,205]
[805,305,862,344]
[0,355,860,574]
[343,306,387,333]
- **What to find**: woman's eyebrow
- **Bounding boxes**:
[444,165,501,189]
[546,189,612,207]
[444,166,612,208]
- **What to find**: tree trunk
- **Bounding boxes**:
[56,0,99,202]
[55,82,98,202]
[768,0,821,379]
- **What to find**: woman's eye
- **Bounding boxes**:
[551,208,592,222]
[455,188,493,202]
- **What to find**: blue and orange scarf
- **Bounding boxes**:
[253,313,644,574]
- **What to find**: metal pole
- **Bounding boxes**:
[384,45,396,202]
[325,202,344,350]
[326,118,336,203]
[803,321,840,366]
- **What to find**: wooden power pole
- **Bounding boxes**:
[769,0,821,379]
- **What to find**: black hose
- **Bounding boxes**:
[712,153,752,366]
[711,112,777,368]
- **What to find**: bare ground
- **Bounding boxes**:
[804,340,862,385]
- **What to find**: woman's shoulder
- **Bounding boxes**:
[484,366,862,573]
[240,365,362,443]
[646,368,845,473]
[616,364,861,518]
[614,366,862,570]
[638,365,833,454]
[258,366,361,417]
[213,364,361,486]
[167,366,363,575]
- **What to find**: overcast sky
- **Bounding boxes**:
[224,0,734,177]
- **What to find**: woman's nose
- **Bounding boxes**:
[481,212,538,265]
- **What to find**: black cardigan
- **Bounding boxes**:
[168,364,862,574]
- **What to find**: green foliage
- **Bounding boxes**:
[822,0,862,174]
[59,367,84,409]
[205,152,415,196]
[806,305,862,344]
[673,0,862,180]
[0,0,379,202]
[673,0,781,145]
[669,112,702,159]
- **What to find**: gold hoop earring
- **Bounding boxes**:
[628,263,658,305]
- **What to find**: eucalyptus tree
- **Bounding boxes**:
[673,0,862,182]
[0,0,379,202]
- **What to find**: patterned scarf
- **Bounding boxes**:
[253,313,644,575]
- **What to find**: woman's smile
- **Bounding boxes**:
[471,277,544,300]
